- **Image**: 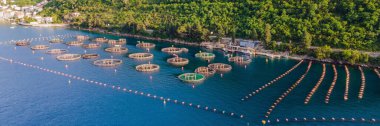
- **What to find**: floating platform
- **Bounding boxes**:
[195,52,215,60]
[161,47,183,54]
[82,54,100,59]
[76,35,89,41]
[15,41,30,46]
[195,66,216,76]
[108,39,126,45]
[208,63,232,73]
[93,37,108,43]
[136,63,160,72]
[46,49,68,54]
[167,57,189,66]
[128,53,154,60]
[178,73,206,83]
[56,54,81,61]
[49,38,63,43]
[93,59,122,67]
[105,47,128,54]
[31,45,49,50]
[136,41,156,49]
[82,43,101,49]
[66,41,84,46]
[228,56,252,64]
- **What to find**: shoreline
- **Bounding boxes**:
[72,26,379,68]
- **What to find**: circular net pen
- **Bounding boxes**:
[82,54,100,59]
[15,41,30,46]
[93,59,123,67]
[82,43,101,49]
[108,39,126,45]
[136,42,156,49]
[56,54,82,61]
[136,63,160,72]
[195,66,216,76]
[228,56,252,64]
[105,47,128,54]
[93,37,108,43]
[31,45,49,50]
[49,38,63,43]
[161,47,183,54]
[208,63,232,73]
[128,53,154,60]
[195,52,215,60]
[46,49,68,55]
[66,41,84,46]
[167,57,189,67]
[178,73,206,83]
[76,35,89,41]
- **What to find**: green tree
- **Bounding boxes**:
[314,45,332,60]
[264,24,271,47]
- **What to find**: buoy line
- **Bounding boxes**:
[358,66,365,99]
[304,64,326,104]
[325,65,337,104]
[344,66,350,101]
[241,60,304,101]
[374,69,380,78]
[0,34,76,45]
[264,117,378,124]
[263,61,312,119]
[0,57,245,120]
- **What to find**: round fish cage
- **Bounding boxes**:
[108,39,126,45]
[181,48,189,53]
[56,54,82,61]
[105,47,128,54]
[178,73,206,83]
[66,41,84,46]
[128,53,154,60]
[161,47,182,54]
[195,66,216,76]
[15,41,30,46]
[93,37,108,43]
[167,57,189,66]
[136,42,156,49]
[136,63,160,72]
[82,43,101,49]
[46,49,68,54]
[31,45,49,50]
[228,56,252,64]
[208,63,232,73]
[195,52,215,60]
[93,59,122,67]
[49,38,63,43]
[82,54,100,59]
[76,35,89,41]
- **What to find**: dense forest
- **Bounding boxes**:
[39,0,380,64]
[3,0,43,6]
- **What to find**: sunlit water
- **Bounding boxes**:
[0,25,379,125]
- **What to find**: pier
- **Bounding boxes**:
[358,66,366,99]
[344,66,350,101]
[304,64,326,104]
[325,65,338,104]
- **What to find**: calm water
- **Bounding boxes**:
[0,25,379,125]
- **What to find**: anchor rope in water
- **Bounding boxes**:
[265,117,378,124]
[374,69,380,78]
[0,57,245,120]
[241,60,304,101]
[325,65,337,104]
[304,64,326,104]
[344,66,350,101]
[264,61,312,119]
[358,66,366,99]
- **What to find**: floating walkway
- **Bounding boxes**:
[82,54,100,59]
[264,61,312,119]
[105,47,128,54]
[374,69,380,78]
[66,41,84,46]
[136,63,160,72]
[178,73,206,83]
[0,57,244,120]
[167,57,189,67]
[136,41,155,49]
[325,65,338,104]
[358,66,366,99]
[31,45,49,50]
[264,117,378,125]
[241,60,304,101]
[208,63,232,73]
[82,43,101,49]
[128,53,154,60]
[56,54,81,61]
[304,64,326,104]
[93,59,122,67]
[46,49,68,55]
[344,66,350,101]
[195,52,215,60]
[195,66,216,77]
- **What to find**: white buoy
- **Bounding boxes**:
[65,64,68,68]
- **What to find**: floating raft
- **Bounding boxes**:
[56,54,81,61]
[49,38,63,43]
[228,56,252,64]
[178,73,206,83]
[108,39,126,45]
[82,54,100,59]
[93,59,122,67]
[66,41,84,46]
[161,47,183,54]
[195,52,215,60]
[136,63,160,72]
[93,37,108,43]
[136,41,156,49]
[31,45,49,50]
[208,63,232,73]
[128,53,154,60]
[167,57,189,66]
[195,66,216,76]
[46,49,68,54]
[105,47,128,54]
[76,35,89,41]
[15,41,30,46]
[82,43,101,49]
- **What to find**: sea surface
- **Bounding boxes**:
[0,25,379,126]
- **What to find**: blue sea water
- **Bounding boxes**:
[0,25,379,125]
